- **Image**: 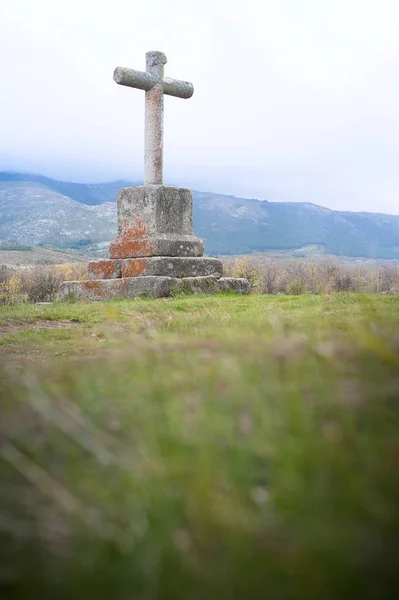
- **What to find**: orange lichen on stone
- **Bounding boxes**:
[88,259,121,279]
[109,218,154,259]
[122,258,148,278]
[84,280,103,296]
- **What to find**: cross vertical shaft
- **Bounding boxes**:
[113,51,194,185]
[145,51,166,185]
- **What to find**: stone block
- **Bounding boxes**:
[121,256,223,278]
[88,259,122,280]
[109,233,203,259]
[116,185,194,236]
[179,276,219,294]
[59,277,181,301]
[108,185,204,258]
[59,275,250,301]
[217,277,251,294]
[180,277,250,294]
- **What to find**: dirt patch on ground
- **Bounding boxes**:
[0,318,83,339]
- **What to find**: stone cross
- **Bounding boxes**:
[113,51,194,186]
[59,50,250,300]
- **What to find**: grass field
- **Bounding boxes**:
[1,293,399,598]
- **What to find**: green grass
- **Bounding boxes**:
[1,293,399,598]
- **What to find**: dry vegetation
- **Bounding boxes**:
[227,256,399,295]
[0,263,87,304]
[1,256,398,306]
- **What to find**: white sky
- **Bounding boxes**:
[2,0,399,214]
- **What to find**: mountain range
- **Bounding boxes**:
[1,171,399,259]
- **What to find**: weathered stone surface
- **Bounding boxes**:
[114,51,194,185]
[114,67,194,99]
[88,259,121,280]
[59,277,181,301]
[180,277,250,295]
[145,53,165,186]
[59,275,250,301]
[109,233,203,259]
[121,256,223,278]
[116,185,195,236]
[217,277,251,294]
[179,276,219,294]
[108,185,204,259]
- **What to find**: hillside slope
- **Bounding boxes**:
[0,245,90,267]
[0,181,115,249]
[1,172,399,258]
[0,171,135,206]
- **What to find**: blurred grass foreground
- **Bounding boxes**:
[1,293,399,599]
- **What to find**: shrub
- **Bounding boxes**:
[0,263,88,305]
[261,260,279,294]
[377,264,399,293]
[230,257,264,291]
[19,264,87,303]
[0,263,87,304]
[21,266,61,303]
[0,272,23,305]
[0,264,15,284]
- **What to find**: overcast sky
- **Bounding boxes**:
[2,0,399,214]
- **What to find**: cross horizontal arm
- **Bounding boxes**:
[162,77,194,99]
[113,67,154,91]
[113,67,194,99]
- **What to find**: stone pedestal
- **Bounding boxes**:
[59,186,250,300]
[109,186,203,258]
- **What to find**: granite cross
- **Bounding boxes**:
[113,51,194,186]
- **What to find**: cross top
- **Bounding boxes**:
[114,51,194,186]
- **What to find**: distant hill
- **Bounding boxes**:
[0,245,90,268]
[1,171,399,259]
[0,171,137,206]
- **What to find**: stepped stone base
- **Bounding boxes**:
[60,185,250,301]
[59,276,250,301]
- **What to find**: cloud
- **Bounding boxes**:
[2,0,399,214]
